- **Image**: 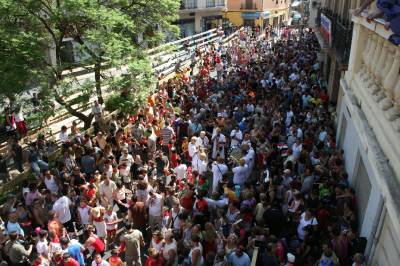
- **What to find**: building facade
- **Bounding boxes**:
[226,0,289,28]
[334,2,400,265]
[310,0,359,104]
[178,0,227,37]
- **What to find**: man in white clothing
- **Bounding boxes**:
[230,126,243,148]
[211,128,226,159]
[99,175,117,206]
[173,158,187,180]
[188,136,198,159]
[241,144,255,179]
[195,131,210,150]
[211,157,228,193]
[232,159,248,187]
[146,189,163,230]
[52,192,73,232]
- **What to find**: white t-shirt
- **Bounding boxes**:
[52,196,72,224]
[195,136,209,149]
[297,213,318,240]
[212,163,228,192]
[77,206,91,225]
[36,239,49,257]
[174,164,187,180]
[230,130,243,148]
[59,131,69,143]
[91,260,110,266]
[45,176,59,194]
[148,194,163,217]
[188,143,197,158]
[105,211,118,231]
[292,143,302,160]
[99,180,117,205]
[233,164,248,186]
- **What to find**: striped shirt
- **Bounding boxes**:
[160,126,175,145]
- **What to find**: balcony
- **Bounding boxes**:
[343,14,400,184]
[180,0,226,12]
[333,18,353,65]
[316,8,353,65]
[241,3,257,10]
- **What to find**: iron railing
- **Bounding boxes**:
[241,2,257,10]
[317,8,353,65]
[180,0,198,9]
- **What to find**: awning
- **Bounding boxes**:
[291,1,302,7]
[241,12,260,19]
[262,11,270,18]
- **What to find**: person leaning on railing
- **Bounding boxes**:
[353,0,400,44]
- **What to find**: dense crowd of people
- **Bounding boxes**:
[0,27,367,266]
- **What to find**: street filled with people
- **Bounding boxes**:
[0,27,367,266]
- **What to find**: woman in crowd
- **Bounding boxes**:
[0,27,365,266]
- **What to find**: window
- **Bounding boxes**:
[245,0,255,9]
[216,0,225,7]
[354,158,371,224]
[185,0,197,9]
[206,0,215,8]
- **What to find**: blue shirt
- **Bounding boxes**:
[228,252,251,266]
[68,243,85,266]
[6,222,24,237]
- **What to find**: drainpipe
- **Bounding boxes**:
[366,198,385,265]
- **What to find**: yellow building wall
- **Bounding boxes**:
[226,11,265,27]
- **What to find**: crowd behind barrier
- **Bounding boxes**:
[0,26,367,266]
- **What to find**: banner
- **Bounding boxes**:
[320,13,332,46]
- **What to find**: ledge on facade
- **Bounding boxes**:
[345,11,400,191]
[352,14,392,41]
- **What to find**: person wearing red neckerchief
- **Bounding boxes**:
[108,249,124,266]
[145,248,165,266]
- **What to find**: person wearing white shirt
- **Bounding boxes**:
[91,253,110,266]
[241,144,255,178]
[230,127,243,148]
[52,193,73,231]
[241,133,252,148]
[174,159,188,180]
[192,152,208,175]
[36,230,49,259]
[211,128,226,159]
[119,149,133,166]
[285,109,294,127]
[146,190,163,230]
[211,158,228,193]
[59,126,69,144]
[232,159,248,187]
[188,137,198,159]
[43,170,59,194]
[246,103,254,114]
[292,139,303,160]
[99,176,117,206]
[319,126,328,143]
[195,131,210,150]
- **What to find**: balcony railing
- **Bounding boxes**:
[180,0,225,10]
[316,8,352,65]
[333,19,353,65]
[350,15,400,131]
[180,0,197,10]
[241,3,257,10]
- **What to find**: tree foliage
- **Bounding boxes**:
[0,0,179,128]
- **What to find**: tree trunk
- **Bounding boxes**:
[94,61,104,104]
[54,92,94,129]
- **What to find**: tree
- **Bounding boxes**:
[0,0,179,129]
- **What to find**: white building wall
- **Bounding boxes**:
[336,82,383,247]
